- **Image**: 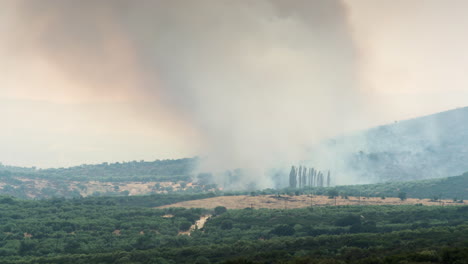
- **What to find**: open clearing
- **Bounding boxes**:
[158,195,467,209]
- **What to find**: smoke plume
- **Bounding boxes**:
[5,0,371,188]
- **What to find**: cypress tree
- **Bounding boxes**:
[302,167,307,189]
[312,169,316,187]
[318,172,323,187]
[298,166,303,189]
[289,166,297,188]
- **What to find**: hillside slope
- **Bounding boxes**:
[333,172,468,200]
[0,159,212,199]
[6,158,196,182]
[312,107,468,184]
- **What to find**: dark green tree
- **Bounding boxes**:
[179,221,192,232]
[398,191,407,201]
[214,206,227,216]
[328,189,339,198]
[270,225,295,236]
[289,166,297,188]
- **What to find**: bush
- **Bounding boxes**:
[221,220,234,230]
[179,221,192,232]
[328,189,339,198]
[214,206,227,215]
[335,215,361,227]
[398,192,407,201]
[270,225,295,236]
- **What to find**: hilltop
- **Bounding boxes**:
[0,158,196,182]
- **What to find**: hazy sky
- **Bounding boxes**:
[1,0,468,168]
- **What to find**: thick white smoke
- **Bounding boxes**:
[7,1,371,188]
[118,0,367,188]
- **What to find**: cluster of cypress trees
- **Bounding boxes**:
[289,166,331,189]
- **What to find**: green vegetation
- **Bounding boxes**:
[77,192,217,208]
[398,191,407,201]
[0,194,466,263]
[0,159,209,199]
[330,172,468,200]
[0,158,196,182]
[1,156,468,202]
[227,172,468,202]
[0,161,467,262]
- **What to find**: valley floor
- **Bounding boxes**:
[158,194,467,209]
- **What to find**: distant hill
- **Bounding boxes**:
[0,158,196,182]
[0,158,213,199]
[332,172,468,200]
[311,107,468,184]
[2,107,468,195]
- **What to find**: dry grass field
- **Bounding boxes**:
[158,195,467,209]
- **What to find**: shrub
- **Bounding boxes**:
[270,225,295,236]
[214,206,227,215]
[335,215,361,227]
[398,192,407,201]
[179,221,192,232]
[221,220,233,230]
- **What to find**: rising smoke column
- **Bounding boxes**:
[7,0,367,189]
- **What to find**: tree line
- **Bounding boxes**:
[289,165,331,189]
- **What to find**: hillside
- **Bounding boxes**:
[311,107,468,184]
[1,107,468,197]
[0,158,196,182]
[0,159,217,199]
[333,172,468,200]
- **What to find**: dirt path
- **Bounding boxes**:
[158,195,467,209]
[193,215,211,230]
[179,215,211,236]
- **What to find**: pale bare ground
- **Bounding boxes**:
[179,215,212,236]
[78,181,171,196]
[70,181,192,197]
[17,178,49,189]
[2,178,195,198]
[158,195,468,210]
[1,177,202,198]
[194,215,211,230]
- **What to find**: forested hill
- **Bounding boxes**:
[0,158,196,182]
[0,159,205,199]
[317,106,468,184]
[331,172,468,200]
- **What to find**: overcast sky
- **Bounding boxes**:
[1,0,468,168]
